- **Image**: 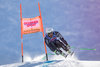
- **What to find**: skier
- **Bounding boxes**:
[44,28,71,57]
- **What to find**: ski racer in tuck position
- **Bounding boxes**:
[44,28,71,58]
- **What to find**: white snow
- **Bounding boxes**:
[0,54,100,67]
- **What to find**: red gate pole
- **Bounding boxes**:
[20,4,24,62]
[38,2,48,61]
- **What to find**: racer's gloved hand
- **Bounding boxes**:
[67,45,70,49]
[67,50,71,54]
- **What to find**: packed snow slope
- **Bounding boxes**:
[0,54,100,67]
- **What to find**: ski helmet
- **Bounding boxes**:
[46,28,54,34]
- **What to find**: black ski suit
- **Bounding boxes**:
[44,31,69,52]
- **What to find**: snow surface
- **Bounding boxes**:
[0,54,100,67]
